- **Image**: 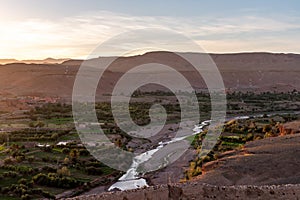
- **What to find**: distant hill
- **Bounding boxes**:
[0,59,19,64]
[0,58,70,65]
[0,52,299,100]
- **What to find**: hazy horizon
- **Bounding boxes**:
[1,0,300,60]
[2,51,300,62]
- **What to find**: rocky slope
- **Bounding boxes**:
[195,133,300,186]
[68,183,300,200]
[0,52,300,100]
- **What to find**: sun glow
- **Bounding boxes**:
[1,9,300,60]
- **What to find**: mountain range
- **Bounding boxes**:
[0,52,299,100]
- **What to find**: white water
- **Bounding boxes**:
[108,120,211,191]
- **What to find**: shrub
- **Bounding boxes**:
[42,156,50,162]
[18,178,27,185]
[69,149,79,160]
[3,171,18,178]
[42,191,55,199]
[86,166,103,175]
[27,156,35,163]
[16,155,25,163]
[79,149,89,156]
[245,133,254,142]
[0,132,9,143]
[21,194,31,200]
[51,133,59,140]
[4,157,13,165]
[264,132,275,138]
[62,147,70,154]
[63,157,70,165]
[263,124,272,133]
[57,166,70,176]
[42,166,57,173]
[33,173,82,189]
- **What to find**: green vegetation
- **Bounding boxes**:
[0,90,299,198]
[0,103,118,199]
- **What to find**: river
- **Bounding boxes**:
[108,120,211,191]
[108,111,300,191]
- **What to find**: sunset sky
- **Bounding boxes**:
[0,0,300,59]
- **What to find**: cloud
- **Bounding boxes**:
[0,11,299,59]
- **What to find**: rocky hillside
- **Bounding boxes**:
[195,133,300,186]
[0,52,299,100]
[67,183,300,200]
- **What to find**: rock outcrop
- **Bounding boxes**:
[67,183,300,200]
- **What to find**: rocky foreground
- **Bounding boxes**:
[66,183,300,200]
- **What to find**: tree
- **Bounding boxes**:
[57,166,70,176]
[51,133,59,141]
[4,157,13,165]
[36,121,45,128]
[29,121,45,128]
[27,156,35,163]
[263,124,272,133]
[63,157,70,165]
[86,166,103,175]
[21,194,31,200]
[79,149,89,156]
[69,149,79,160]
[0,132,9,143]
[62,147,70,154]
[16,155,25,163]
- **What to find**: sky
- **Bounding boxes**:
[0,0,300,59]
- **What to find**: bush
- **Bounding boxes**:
[3,171,18,178]
[42,166,57,173]
[21,194,31,200]
[33,173,82,189]
[86,166,103,175]
[4,157,13,165]
[79,149,89,156]
[245,133,254,142]
[1,186,10,194]
[57,166,70,176]
[62,147,70,154]
[263,124,272,133]
[51,133,59,140]
[16,155,25,163]
[0,132,9,143]
[69,149,79,160]
[42,191,55,199]
[32,173,48,185]
[264,132,275,138]
[27,156,35,163]
[18,178,28,185]
[42,156,50,162]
